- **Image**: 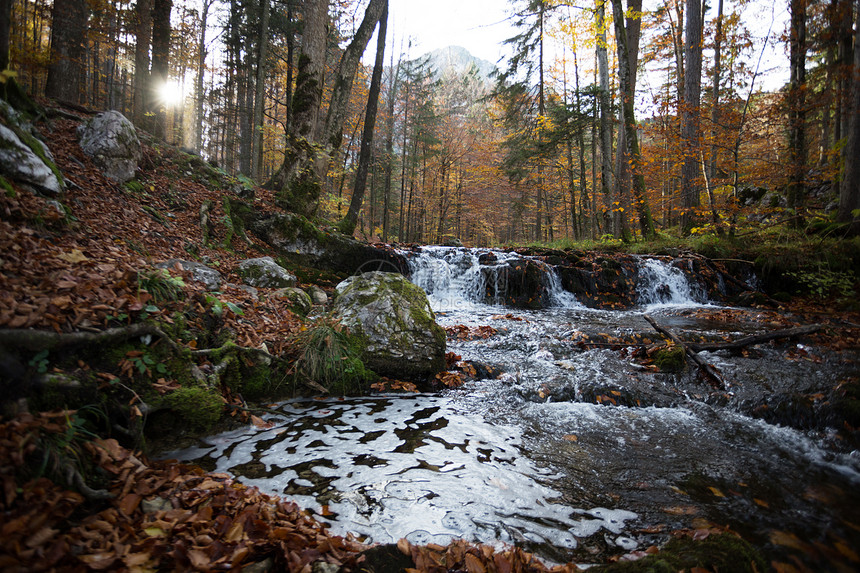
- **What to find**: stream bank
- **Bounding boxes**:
[166,247,860,571]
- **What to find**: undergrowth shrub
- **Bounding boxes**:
[138,268,185,302]
[294,323,374,395]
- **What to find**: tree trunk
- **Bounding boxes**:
[251,0,270,180]
[270,0,386,217]
[787,0,808,215]
[319,0,388,166]
[150,0,172,139]
[340,1,388,236]
[266,0,328,212]
[595,0,614,236]
[45,0,90,104]
[383,48,399,243]
[573,46,589,239]
[611,0,655,238]
[836,0,860,234]
[614,0,642,240]
[194,0,212,153]
[535,1,545,242]
[709,0,724,181]
[0,0,12,71]
[133,0,152,127]
[680,0,702,232]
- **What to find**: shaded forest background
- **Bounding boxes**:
[3,0,859,245]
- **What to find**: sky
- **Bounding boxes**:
[381,0,516,66]
[373,0,789,99]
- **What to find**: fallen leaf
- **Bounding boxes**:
[57,249,90,263]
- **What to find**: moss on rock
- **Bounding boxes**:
[593,534,767,572]
[654,345,686,373]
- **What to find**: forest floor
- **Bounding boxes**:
[1,107,858,572]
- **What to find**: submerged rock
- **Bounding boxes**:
[77,110,142,183]
[332,271,445,380]
[237,256,297,288]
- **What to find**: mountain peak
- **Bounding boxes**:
[425,45,497,81]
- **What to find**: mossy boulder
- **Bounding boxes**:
[332,272,446,380]
[242,210,408,275]
[237,256,297,288]
[272,287,313,316]
[0,100,64,194]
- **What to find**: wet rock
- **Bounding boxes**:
[332,271,446,380]
[494,259,552,309]
[478,252,497,264]
[271,287,313,316]
[77,110,142,183]
[237,256,297,288]
[0,101,63,194]
[155,259,222,291]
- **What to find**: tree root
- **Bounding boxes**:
[0,323,184,353]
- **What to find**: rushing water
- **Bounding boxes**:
[165,247,860,568]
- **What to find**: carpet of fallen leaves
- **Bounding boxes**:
[0,115,303,354]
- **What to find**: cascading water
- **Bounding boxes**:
[165,247,860,569]
[405,246,582,310]
[635,257,707,307]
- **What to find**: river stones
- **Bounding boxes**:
[332,271,446,380]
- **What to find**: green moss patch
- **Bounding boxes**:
[594,534,766,572]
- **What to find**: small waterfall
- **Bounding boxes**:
[405,247,580,310]
[636,258,707,306]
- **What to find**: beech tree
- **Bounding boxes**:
[150,0,172,139]
[787,0,808,216]
[133,0,152,127]
[267,0,387,217]
[45,0,90,103]
[836,0,859,234]
[595,0,614,235]
[341,1,388,235]
[679,0,702,232]
[610,0,655,238]
[0,0,12,72]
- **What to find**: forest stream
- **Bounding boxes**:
[163,247,860,570]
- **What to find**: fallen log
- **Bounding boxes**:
[687,324,823,352]
[642,314,726,390]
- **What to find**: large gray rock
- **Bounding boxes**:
[0,101,63,194]
[332,272,445,380]
[237,257,297,288]
[155,259,222,291]
[77,110,142,183]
